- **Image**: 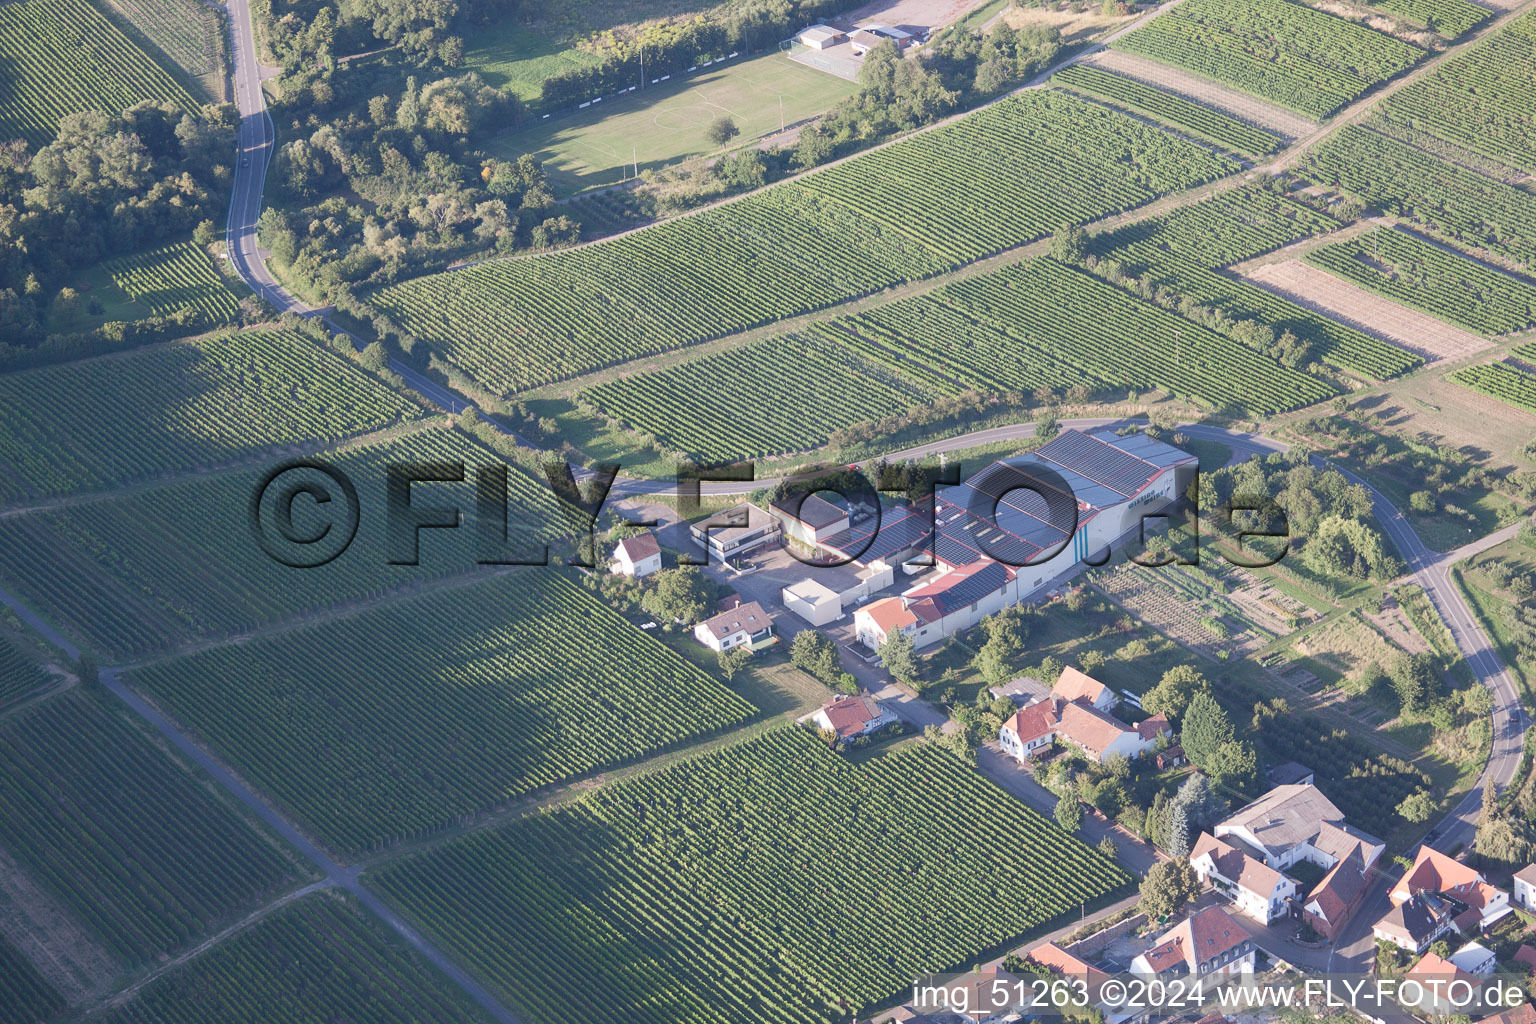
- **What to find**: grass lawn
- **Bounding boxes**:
[526,396,674,480]
[488,51,857,195]
[1181,438,1232,473]
[462,22,601,101]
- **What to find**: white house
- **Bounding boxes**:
[782,578,841,626]
[1053,666,1118,712]
[1450,940,1498,976]
[811,695,896,741]
[1389,845,1509,928]
[611,532,661,578]
[999,699,1060,761]
[1213,784,1384,873]
[854,595,939,651]
[1512,863,1536,910]
[693,600,774,653]
[689,503,780,564]
[1190,832,1297,925]
[1374,892,1460,953]
[1131,906,1256,981]
[1056,700,1168,764]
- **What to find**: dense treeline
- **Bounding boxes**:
[0,102,235,348]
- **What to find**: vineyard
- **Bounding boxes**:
[0,0,198,146]
[942,258,1337,413]
[129,572,756,854]
[580,332,940,462]
[1450,359,1536,417]
[0,636,50,710]
[103,895,495,1024]
[1114,0,1424,118]
[103,242,242,321]
[1305,229,1536,334]
[1377,12,1536,174]
[0,328,423,505]
[1375,0,1489,37]
[0,693,298,966]
[370,91,1233,397]
[1301,126,1536,271]
[1095,186,1424,380]
[1053,64,1284,157]
[0,933,62,1024]
[103,0,225,85]
[0,427,568,659]
[370,728,1130,1024]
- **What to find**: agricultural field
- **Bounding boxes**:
[102,0,226,98]
[1304,229,1536,335]
[1053,64,1284,157]
[1094,187,1425,380]
[1373,0,1490,37]
[102,894,495,1024]
[1377,11,1536,174]
[128,572,756,853]
[0,692,299,968]
[0,328,423,505]
[370,728,1130,1024]
[371,90,1234,396]
[0,0,198,146]
[100,242,242,321]
[1302,126,1536,271]
[491,52,857,195]
[581,331,940,461]
[0,426,569,659]
[943,257,1337,413]
[1113,0,1425,118]
[463,21,601,101]
[0,636,50,711]
[0,933,63,1024]
[1450,358,1536,417]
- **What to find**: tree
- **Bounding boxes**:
[1397,790,1434,824]
[75,653,100,689]
[1409,490,1437,515]
[1141,665,1210,722]
[1147,789,1171,849]
[639,566,712,624]
[1476,811,1534,865]
[972,634,1016,685]
[1050,223,1087,264]
[717,645,752,682]
[1166,796,1191,857]
[1172,772,1228,835]
[1388,653,1440,714]
[1097,835,1118,859]
[879,630,918,683]
[1181,692,1234,771]
[790,629,842,685]
[1206,739,1258,791]
[706,116,740,146]
[1139,860,1198,921]
[1055,793,1083,832]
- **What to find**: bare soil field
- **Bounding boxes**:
[1244,259,1492,363]
[1004,6,1141,44]
[0,849,116,1004]
[1082,49,1319,138]
[847,0,990,31]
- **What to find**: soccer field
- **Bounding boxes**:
[488,51,857,195]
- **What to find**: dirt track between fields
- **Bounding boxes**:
[1244,259,1493,363]
[1082,49,1320,138]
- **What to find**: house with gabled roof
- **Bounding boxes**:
[811,695,896,741]
[1513,863,1536,910]
[1213,783,1384,874]
[1052,666,1118,711]
[611,532,661,578]
[1374,891,1460,953]
[1301,846,1370,942]
[692,600,774,653]
[1130,906,1256,981]
[1389,846,1510,929]
[1190,832,1296,924]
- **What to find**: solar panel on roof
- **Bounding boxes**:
[1035,431,1157,497]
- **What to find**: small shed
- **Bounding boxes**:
[783,578,841,626]
[797,24,845,49]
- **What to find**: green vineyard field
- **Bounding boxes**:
[103,0,224,83]
[0,636,50,710]
[103,242,242,321]
[1114,0,1424,118]
[0,427,568,659]
[1305,229,1536,334]
[129,572,757,853]
[0,0,198,145]
[0,693,298,966]
[1302,126,1536,271]
[1378,12,1536,174]
[370,91,1233,397]
[580,332,941,461]
[1054,64,1284,156]
[1375,0,1489,37]
[370,728,1131,1024]
[0,933,62,1024]
[0,328,423,505]
[103,894,494,1024]
[1450,360,1536,417]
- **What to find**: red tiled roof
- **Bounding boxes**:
[1146,906,1252,974]
[1306,848,1367,924]
[1058,699,1133,756]
[1028,941,1110,988]
[1407,951,1475,985]
[1391,846,1484,905]
[700,600,771,638]
[862,597,916,635]
[1191,832,1287,897]
[1003,699,1061,745]
[1053,666,1110,705]
[614,532,660,562]
[1137,712,1170,741]
[818,695,887,739]
[1483,1003,1536,1024]
[1515,945,1536,973]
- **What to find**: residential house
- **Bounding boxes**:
[1512,864,1536,910]
[611,532,661,578]
[1267,761,1315,787]
[769,493,850,549]
[1450,940,1498,976]
[1025,942,1116,1018]
[811,695,896,741]
[1513,944,1536,974]
[693,600,774,653]
[1130,906,1256,981]
[1053,666,1119,712]
[1190,832,1297,925]
[1301,847,1371,942]
[999,700,1061,761]
[1057,700,1168,763]
[1213,784,1385,874]
[1389,846,1511,930]
[1374,891,1460,953]
[1404,951,1480,1015]
[988,676,1051,707]
[1482,1004,1536,1024]
[689,503,780,564]
[854,596,937,651]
